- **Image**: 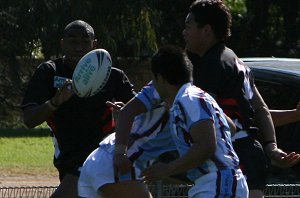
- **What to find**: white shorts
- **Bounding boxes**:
[78,147,143,198]
[189,169,249,198]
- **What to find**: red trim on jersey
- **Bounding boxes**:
[46,115,57,136]
[101,106,115,134]
[217,98,242,119]
[217,98,238,106]
[102,119,115,134]
[102,106,113,120]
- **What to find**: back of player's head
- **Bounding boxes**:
[151,45,193,86]
[63,20,95,39]
[189,0,232,41]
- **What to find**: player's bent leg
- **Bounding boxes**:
[99,180,153,198]
[50,174,78,198]
[78,147,150,197]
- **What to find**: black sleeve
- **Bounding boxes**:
[21,61,56,109]
[110,68,136,103]
[218,58,241,97]
[212,47,245,98]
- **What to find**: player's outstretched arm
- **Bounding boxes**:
[114,97,147,175]
[23,80,73,128]
[252,86,300,167]
[270,101,300,127]
[142,120,216,181]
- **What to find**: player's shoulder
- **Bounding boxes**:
[107,66,126,79]
[139,82,156,94]
[176,84,197,103]
[179,84,215,106]
[136,82,162,110]
[203,43,237,69]
[110,66,125,74]
[221,47,239,67]
[103,67,134,97]
[36,58,63,72]
[183,84,204,97]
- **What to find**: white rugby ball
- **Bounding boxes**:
[72,49,112,98]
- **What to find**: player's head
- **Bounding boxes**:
[151,45,192,94]
[61,20,97,68]
[64,20,95,39]
[190,0,231,41]
[183,0,232,54]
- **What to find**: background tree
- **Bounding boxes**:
[230,0,299,57]
[0,0,299,128]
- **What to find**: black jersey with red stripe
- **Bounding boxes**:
[21,57,135,172]
[188,42,255,131]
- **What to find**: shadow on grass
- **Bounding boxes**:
[0,128,51,137]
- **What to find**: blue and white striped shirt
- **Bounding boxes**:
[170,83,240,182]
[100,82,176,169]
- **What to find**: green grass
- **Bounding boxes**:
[0,128,56,176]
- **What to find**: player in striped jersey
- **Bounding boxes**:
[78,82,177,198]
[142,45,248,197]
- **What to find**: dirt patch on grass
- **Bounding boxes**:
[0,168,59,187]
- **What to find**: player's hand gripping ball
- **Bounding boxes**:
[72,49,112,97]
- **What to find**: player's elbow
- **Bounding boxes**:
[22,106,42,128]
[23,111,39,129]
[23,117,37,129]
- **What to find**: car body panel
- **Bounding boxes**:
[242,57,300,87]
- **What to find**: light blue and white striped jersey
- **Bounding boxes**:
[170,83,240,182]
[135,81,162,111]
[99,82,176,169]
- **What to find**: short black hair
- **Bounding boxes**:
[151,45,193,86]
[189,0,232,41]
[63,20,95,39]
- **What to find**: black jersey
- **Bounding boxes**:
[21,57,135,172]
[189,42,255,131]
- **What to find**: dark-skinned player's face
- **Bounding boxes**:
[61,28,96,67]
[183,13,206,54]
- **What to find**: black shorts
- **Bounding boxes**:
[53,156,81,181]
[233,135,270,190]
[56,166,81,182]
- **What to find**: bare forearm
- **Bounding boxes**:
[23,101,56,128]
[115,98,147,146]
[270,109,300,127]
[254,104,276,142]
[167,144,213,176]
[115,108,135,146]
[166,120,216,176]
[252,86,276,143]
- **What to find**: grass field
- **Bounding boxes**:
[0,128,57,176]
[1,129,300,197]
